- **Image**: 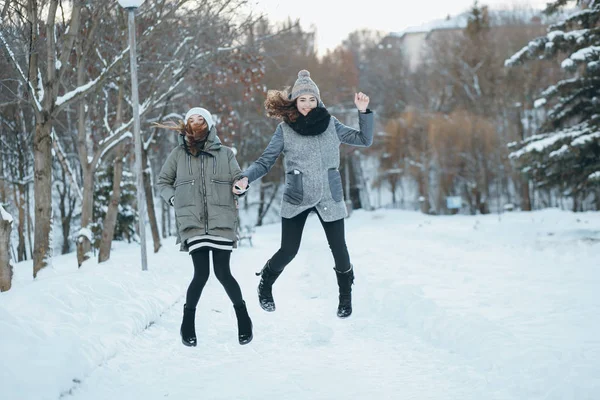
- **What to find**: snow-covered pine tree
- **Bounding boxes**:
[505,0,600,210]
[91,165,138,249]
[115,170,138,244]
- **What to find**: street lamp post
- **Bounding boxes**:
[118,0,147,271]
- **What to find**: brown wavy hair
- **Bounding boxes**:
[264,89,301,124]
[153,119,209,155]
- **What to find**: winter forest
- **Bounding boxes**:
[0,0,598,284]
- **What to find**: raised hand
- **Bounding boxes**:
[354,92,370,112]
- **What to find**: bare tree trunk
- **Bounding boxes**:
[417,169,430,214]
[75,37,93,267]
[463,183,475,215]
[32,121,53,277]
[520,179,532,211]
[98,145,125,263]
[57,168,75,254]
[167,202,172,236]
[0,146,5,204]
[77,171,94,266]
[26,182,33,259]
[0,205,13,292]
[257,183,280,226]
[98,75,126,263]
[161,201,168,239]
[143,150,161,253]
[389,177,397,205]
[256,183,266,226]
[13,184,26,261]
[58,188,70,254]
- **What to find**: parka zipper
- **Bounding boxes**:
[200,154,209,234]
[187,154,192,175]
[211,179,231,185]
[174,179,195,187]
[213,157,216,175]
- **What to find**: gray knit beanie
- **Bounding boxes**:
[290,70,320,101]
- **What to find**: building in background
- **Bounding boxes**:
[381,9,546,71]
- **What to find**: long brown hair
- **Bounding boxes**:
[153,119,209,155]
[264,89,301,124]
[152,119,187,134]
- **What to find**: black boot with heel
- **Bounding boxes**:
[256,261,282,312]
[334,265,354,318]
[180,304,197,347]
[233,301,253,345]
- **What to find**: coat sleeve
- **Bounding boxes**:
[156,147,178,204]
[333,110,374,147]
[228,148,243,181]
[228,148,248,197]
[241,124,284,184]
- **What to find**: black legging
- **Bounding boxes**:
[269,207,351,273]
[186,248,244,308]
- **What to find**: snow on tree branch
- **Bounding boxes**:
[549,7,599,32]
[55,48,128,110]
[93,130,133,170]
[0,205,13,224]
[0,31,43,112]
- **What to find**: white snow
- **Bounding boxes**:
[561,46,600,70]
[572,131,600,147]
[509,121,594,159]
[57,77,104,107]
[549,144,569,158]
[533,98,546,108]
[77,227,93,243]
[1,209,599,400]
[56,52,126,107]
[589,171,600,181]
[0,205,13,223]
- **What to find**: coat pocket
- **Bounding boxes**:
[283,170,303,205]
[208,205,237,231]
[327,168,343,202]
[211,176,234,205]
[173,178,196,209]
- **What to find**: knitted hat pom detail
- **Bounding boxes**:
[290,69,320,101]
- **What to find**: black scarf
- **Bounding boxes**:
[180,134,207,156]
[288,107,331,136]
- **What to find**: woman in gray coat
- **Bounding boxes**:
[156,107,252,347]
[233,70,374,318]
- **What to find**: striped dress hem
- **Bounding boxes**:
[186,235,233,253]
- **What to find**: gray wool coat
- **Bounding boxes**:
[243,110,374,222]
[156,126,243,251]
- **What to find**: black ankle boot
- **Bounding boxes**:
[233,301,253,345]
[180,304,197,347]
[334,265,354,318]
[255,261,282,312]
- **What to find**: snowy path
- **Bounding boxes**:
[61,209,600,400]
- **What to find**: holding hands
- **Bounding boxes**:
[354,92,369,113]
[233,176,249,195]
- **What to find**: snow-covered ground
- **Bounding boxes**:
[1,208,599,400]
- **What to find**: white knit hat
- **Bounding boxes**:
[184,107,214,129]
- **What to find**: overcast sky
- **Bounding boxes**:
[249,0,550,55]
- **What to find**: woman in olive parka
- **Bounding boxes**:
[156,107,252,347]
